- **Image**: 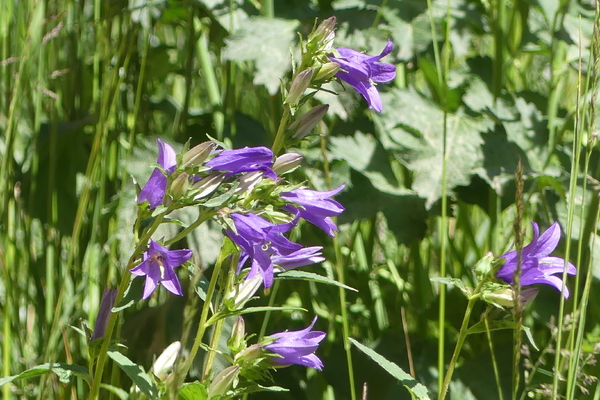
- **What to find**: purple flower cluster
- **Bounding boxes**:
[264,317,326,370]
[134,142,344,296]
[497,222,576,299]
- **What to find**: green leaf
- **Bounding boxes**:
[430,277,471,296]
[0,363,90,387]
[107,350,159,398]
[349,338,431,400]
[277,270,358,292]
[378,88,492,208]
[112,277,144,312]
[178,382,208,400]
[99,384,129,400]
[224,17,299,94]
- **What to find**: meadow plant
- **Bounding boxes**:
[1,3,598,400]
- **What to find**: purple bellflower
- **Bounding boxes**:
[329,40,396,113]
[281,185,345,237]
[91,288,117,340]
[205,146,277,180]
[226,213,323,288]
[496,222,576,299]
[130,240,192,299]
[138,139,177,209]
[264,317,326,370]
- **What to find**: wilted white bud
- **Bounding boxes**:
[234,171,264,195]
[289,104,329,139]
[151,341,181,381]
[285,68,314,104]
[181,141,217,169]
[170,173,190,200]
[192,173,225,199]
[273,153,303,175]
[226,274,263,309]
[208,365,240,397]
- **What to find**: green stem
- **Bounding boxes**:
[439,281,483,400]
[164,209,214,246]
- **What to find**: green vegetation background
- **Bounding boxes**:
[1,0,599,399]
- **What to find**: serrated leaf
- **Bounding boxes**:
[107,350,158,398]
[349,338,431,400]
[277,270,358,292]
[378,88,492,208]
[224,17,299,94]
[0,363,89,387]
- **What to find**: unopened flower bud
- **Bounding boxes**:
[228,316,246,353]
[285,68,314,104]
[273,153,303,175]
[474,252,494,276]
[289,104,329,139]
[192,173,225,199]
[309,16,336,50]
[482,287,538,308]
[234,171,264,195]
[170,172,190,200]
[226,274,263,310]
[181,141,217,169]
[151,341,181,381]
[91,288,117,341]
[234,343,262,364]
[315,62,341,82]
[208,365,240,397]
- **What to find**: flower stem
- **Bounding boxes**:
[438,289,482,400]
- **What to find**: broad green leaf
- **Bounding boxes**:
[178,382,208,400]
[378,88,491,208]
[349,338,431,400]
[278,270,358,292]
[224,17,299,94]
[112,277,144,312]
[0,363,89,387]
[107,350,158,399]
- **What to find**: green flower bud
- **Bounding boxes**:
[170,173,190,200]
[474,252,494,276]
[285,68,314,105]
[314,62,341,82]
[228,316,246,353]
[208,365,240,397]
[289,104,329,139]
[234,171,264,195]
[181,141,217,169]
[308,16,336,51]
[273,152,303,175]
[234,344,262,364]
[226,274,263,310]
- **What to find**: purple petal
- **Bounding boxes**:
[533,222,561,258]
[157,138,177,173]
[138,169,168,209]
[142,275,158,300]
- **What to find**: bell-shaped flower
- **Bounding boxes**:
[130,240,192,299]
[281,185,345,237]
[264,317,326,370]
[496,222,576,299]
[138,139,177,209]
[205,146,277,180]
[226,213,324,288]
[329,40,396,113]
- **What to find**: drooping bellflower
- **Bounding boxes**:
[264,317,326,370]
[138,139,177,209]
[225,213,323,288]
[329,40,396,113]
[205,146,277,180]
[496,222,576,299]
[281,185,345,237]
[130,240,192,299]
